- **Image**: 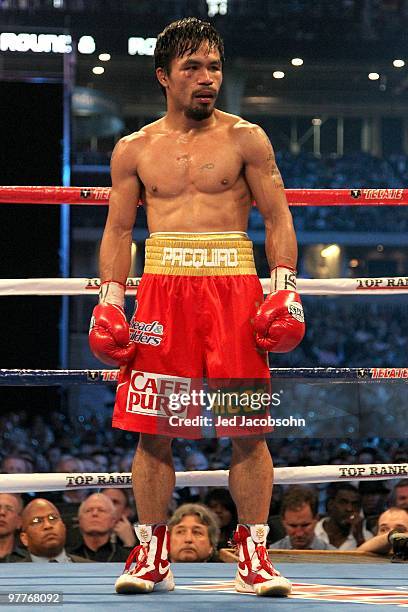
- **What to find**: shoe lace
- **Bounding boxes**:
[254,545,279,576]
[124,544,148,573]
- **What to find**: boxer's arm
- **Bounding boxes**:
[237,123,297,270]
[89,136,142,366]
[236,123,305,352]
[99,136,142,284]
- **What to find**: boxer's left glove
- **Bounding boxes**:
[253,266,305,352]
[89,280,136,366]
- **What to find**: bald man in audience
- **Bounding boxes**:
[19,499,88,562]
[0,493,26,562]
[68,493,132,561]
[357,507,408,555]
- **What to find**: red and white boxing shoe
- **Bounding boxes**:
[234,524,291,597]
[115,523,175,594]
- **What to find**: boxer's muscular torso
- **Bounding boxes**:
[100,107,295,282]
[122,110,254,233]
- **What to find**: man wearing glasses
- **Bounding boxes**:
[19,499,88,563]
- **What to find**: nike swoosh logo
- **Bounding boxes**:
[159,563,169,575]
[239,565,249,577]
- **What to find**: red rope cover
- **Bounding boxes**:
[0,186,406,206]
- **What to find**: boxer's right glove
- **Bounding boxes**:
[89,281,136,366]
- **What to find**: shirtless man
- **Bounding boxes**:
[89,17,305,597]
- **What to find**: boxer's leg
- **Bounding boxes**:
[204,271,291,596]
[229,435,273,523]
[132,433,174,523]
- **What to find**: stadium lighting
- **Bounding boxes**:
[78,36,95,54]
[393,59,405,68]
[98,53,111,62]
[291,58,303,66]
[92,66,104,75]
[368,72,380,80]
[321,244,340,258]
[273,71,285,79]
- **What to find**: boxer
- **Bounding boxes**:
[89,17,305,597]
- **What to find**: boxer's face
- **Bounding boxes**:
[158,42,222,121]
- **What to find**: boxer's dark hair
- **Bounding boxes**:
[155,17,224,96]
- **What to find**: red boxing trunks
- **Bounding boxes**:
[112,232,272,439]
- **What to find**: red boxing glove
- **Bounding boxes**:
[253,266,305,352]
[89,281,136,366]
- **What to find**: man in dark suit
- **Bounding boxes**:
[19,498,88,562]
[68,493,132,561]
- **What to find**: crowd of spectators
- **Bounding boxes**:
[274,299,407,368]
[249,152,407,233]
[0,469,407,562]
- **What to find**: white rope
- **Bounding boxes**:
[0,277,407,296]
[1,463,407,493]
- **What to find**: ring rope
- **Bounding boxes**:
[1,277,407,296]
[0,186,407,206]
[0,368,407,385]
[1,463,407,493]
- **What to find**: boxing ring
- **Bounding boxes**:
[0,562,407,611]
[0,186,407,610]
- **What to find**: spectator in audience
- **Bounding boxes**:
[0,493,26,562]
[1,455,38,504]
[178,451,209,504]
[55,456,88,503]
[68,493,132,561]
[19,499,88,562]
[358,481,389,533]
[92,452,109,473]
[357,447,378,465]
[314,484,370,549]
[357,507,408,555]
[101,488,136,547]
[119,452,134,473]
[169,504,219,562]
[50,456,88,548]
[1,455,32,474]
[81,456,97,473]
[270,486,334,550]
[205,488,237,549]
[393,479,408,511]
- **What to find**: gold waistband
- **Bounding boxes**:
[144,232,256,276]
